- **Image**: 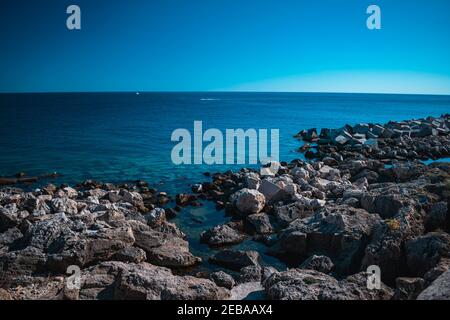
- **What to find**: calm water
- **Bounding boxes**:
[1,92,449,271]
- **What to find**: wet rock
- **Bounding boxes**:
[209,271,235,289]
[230,189,265,215]
[209,250,260,271]
[200,223,245,247]
[300,255,334,274]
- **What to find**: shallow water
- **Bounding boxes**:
[1,92,449,271]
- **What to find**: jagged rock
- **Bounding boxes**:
[0,246,47,287]
[209,271,235,289]
[424,202,448,231]
[270,205,380,275]
[134,229,200,268]
[0,203,19,232]
[144,208,166,226]
[274,201,314,228]
[78,261,229,300]
[264,269,393,300]
[393,277,425,300]
[209,250,260,271]
[246,213,274,234]
[244,172,261,190]
[230,189,265,215]
[113,246,147,263]
[200,223,245,247]
[405,232,450,277]
[258,180,288,203]
[417,269,450,300]
[236,265,277,284]
[45,224,135,273]
[361,207,424,283]
[50,198,78,215]
[300,255,334,274]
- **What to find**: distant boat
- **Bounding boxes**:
[136,92,140,95]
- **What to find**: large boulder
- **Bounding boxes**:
[230,189,265,215]
[134,229,201,268]
[270,205,380,275]
[78,261,229,300]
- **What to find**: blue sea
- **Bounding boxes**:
[1,92,449,271]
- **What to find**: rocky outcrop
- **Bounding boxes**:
[263,268,393,300]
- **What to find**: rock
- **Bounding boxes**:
[257,180,288,203]
[271,205,380,275]
[361,208,424,283]
[424,202,448,231]
[191,184,203,193]
[79,261,229,300]
[417,269,450,300]
[405,232,450,277]
[237,265,277,284]
[51,198,78,215]
[274,201,313,228]
[424,258,450,284]
[113,246,147,263]
[264,269,393,300]
[244,172,261,190]
[62,187,78,199]
[209,271,235,289]
[209,250,260,271]
[229,282,264,300]
[0,246,47,286]
[230,189,265,215]
[393,277,425,300]
[144,208,166,226]
[0,203,19,232]
[300,255,334,274]
[200,223,245,247]
[134,229,201,268]
[246,213,274,234]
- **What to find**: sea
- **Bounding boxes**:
[1,92,449,272]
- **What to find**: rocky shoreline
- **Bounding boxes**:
[1,115,449,300]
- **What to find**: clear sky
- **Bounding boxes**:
[1,0,450,94]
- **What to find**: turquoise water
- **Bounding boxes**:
[1,92,449,270]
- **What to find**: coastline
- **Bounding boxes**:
[1,114,449,300]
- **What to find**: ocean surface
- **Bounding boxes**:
[1,92,450,272]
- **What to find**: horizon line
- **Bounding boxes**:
[1,90,450,97]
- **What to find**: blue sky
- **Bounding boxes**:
[1,0,449,94]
